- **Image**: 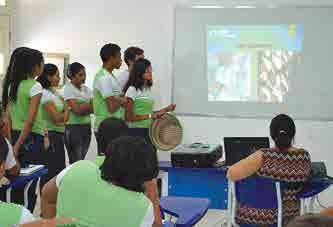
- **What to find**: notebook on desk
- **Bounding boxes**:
[20,165,45,176]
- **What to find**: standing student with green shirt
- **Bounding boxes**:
[124,58,176,227]
[37,64,69,181]
[93,43,127,155]
[117,46,145,89]
[124,58,176,144]
[2,48,44,211]
[63,62,93,164]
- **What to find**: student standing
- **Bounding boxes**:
[117,46,144,89]
[37,64,68,180]
[93,43,127,154]
[63,62,93,163]
[2,48,44,211]
[124,58,176,227]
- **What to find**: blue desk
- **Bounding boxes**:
[160,196,210,227]
[0,167,48,208]
[159,161,333,210]
[297,177,333,214]
[159,161,228,209]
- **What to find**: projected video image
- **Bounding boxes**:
[207,25,303,103]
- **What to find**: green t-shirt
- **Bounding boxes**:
[0,202,25,226]
[125,86,154,128]
[10,79,44,135]
[57,160,153,227]
[41,88,65,133]
[93,68,124,131]
[63,83,92,125]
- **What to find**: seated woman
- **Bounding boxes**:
[0,127,35,226]
[227,114,311,227]
[41,136,157,227]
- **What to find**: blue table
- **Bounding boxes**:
[159,161,228,209]
[160,196,210,227]
[159,161,333,210]
[297,177,333,214]
[0,167,48,208]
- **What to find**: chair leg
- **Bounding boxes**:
[309,197,315,213]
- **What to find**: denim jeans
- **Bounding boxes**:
[64,124,91,164]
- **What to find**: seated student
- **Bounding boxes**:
[0,130,35,226]
[41,136,157,227]
[227,114,312,227]
[94,117,162,227]
[0,109,21,201]
[286,214,333,227]
[94,117,129,166]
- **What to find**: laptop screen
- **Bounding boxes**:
[223,137,270,166]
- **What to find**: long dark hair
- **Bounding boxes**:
[2,48,43,108]
[2,47,30,110]
[37,63,58,89]
[270,114,296,149]
[123,58,152,93]
[100,136,159,193]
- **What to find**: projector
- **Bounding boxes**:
[171,143,223,168]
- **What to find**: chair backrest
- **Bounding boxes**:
[235,175,282,209]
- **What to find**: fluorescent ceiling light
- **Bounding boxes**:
[235,5,256,8]
[192,5,225,8]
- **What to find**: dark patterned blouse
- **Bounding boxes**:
[236,148,311,226]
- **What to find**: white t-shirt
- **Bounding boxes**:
[4,138,17,170]
[63,83,93,101]
[55,163,154,227]
[29,82,43,97]
[95,71,123,98]
[117,70,129,90]
[125,86,153,101]
[41,89,64,107]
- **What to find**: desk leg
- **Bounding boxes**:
[24,180,34,208]
[158,171,168,197]
[6,188,12,203]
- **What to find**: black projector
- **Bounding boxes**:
[171,143,223,168]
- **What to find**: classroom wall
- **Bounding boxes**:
[12,0,333,207]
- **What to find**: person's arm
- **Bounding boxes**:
[105,96,126,114]
[66,99,92,116]
[5,140,20,177]
[44,102,67,126]
[41,177,58,218]
[227,150,264,182]
[96,75,126,114]
[144,179,162,227]
[125,98,160,122]
[3,105,12,139]
[156,104,176,115]
[13,94,41,157]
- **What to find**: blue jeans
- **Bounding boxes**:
[11,130,46,212]
[64,124,91,164]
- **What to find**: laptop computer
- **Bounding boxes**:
[223,137,270,166]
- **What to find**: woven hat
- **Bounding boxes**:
[149,113,183,151]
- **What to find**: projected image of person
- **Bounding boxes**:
[213,53,251,101]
